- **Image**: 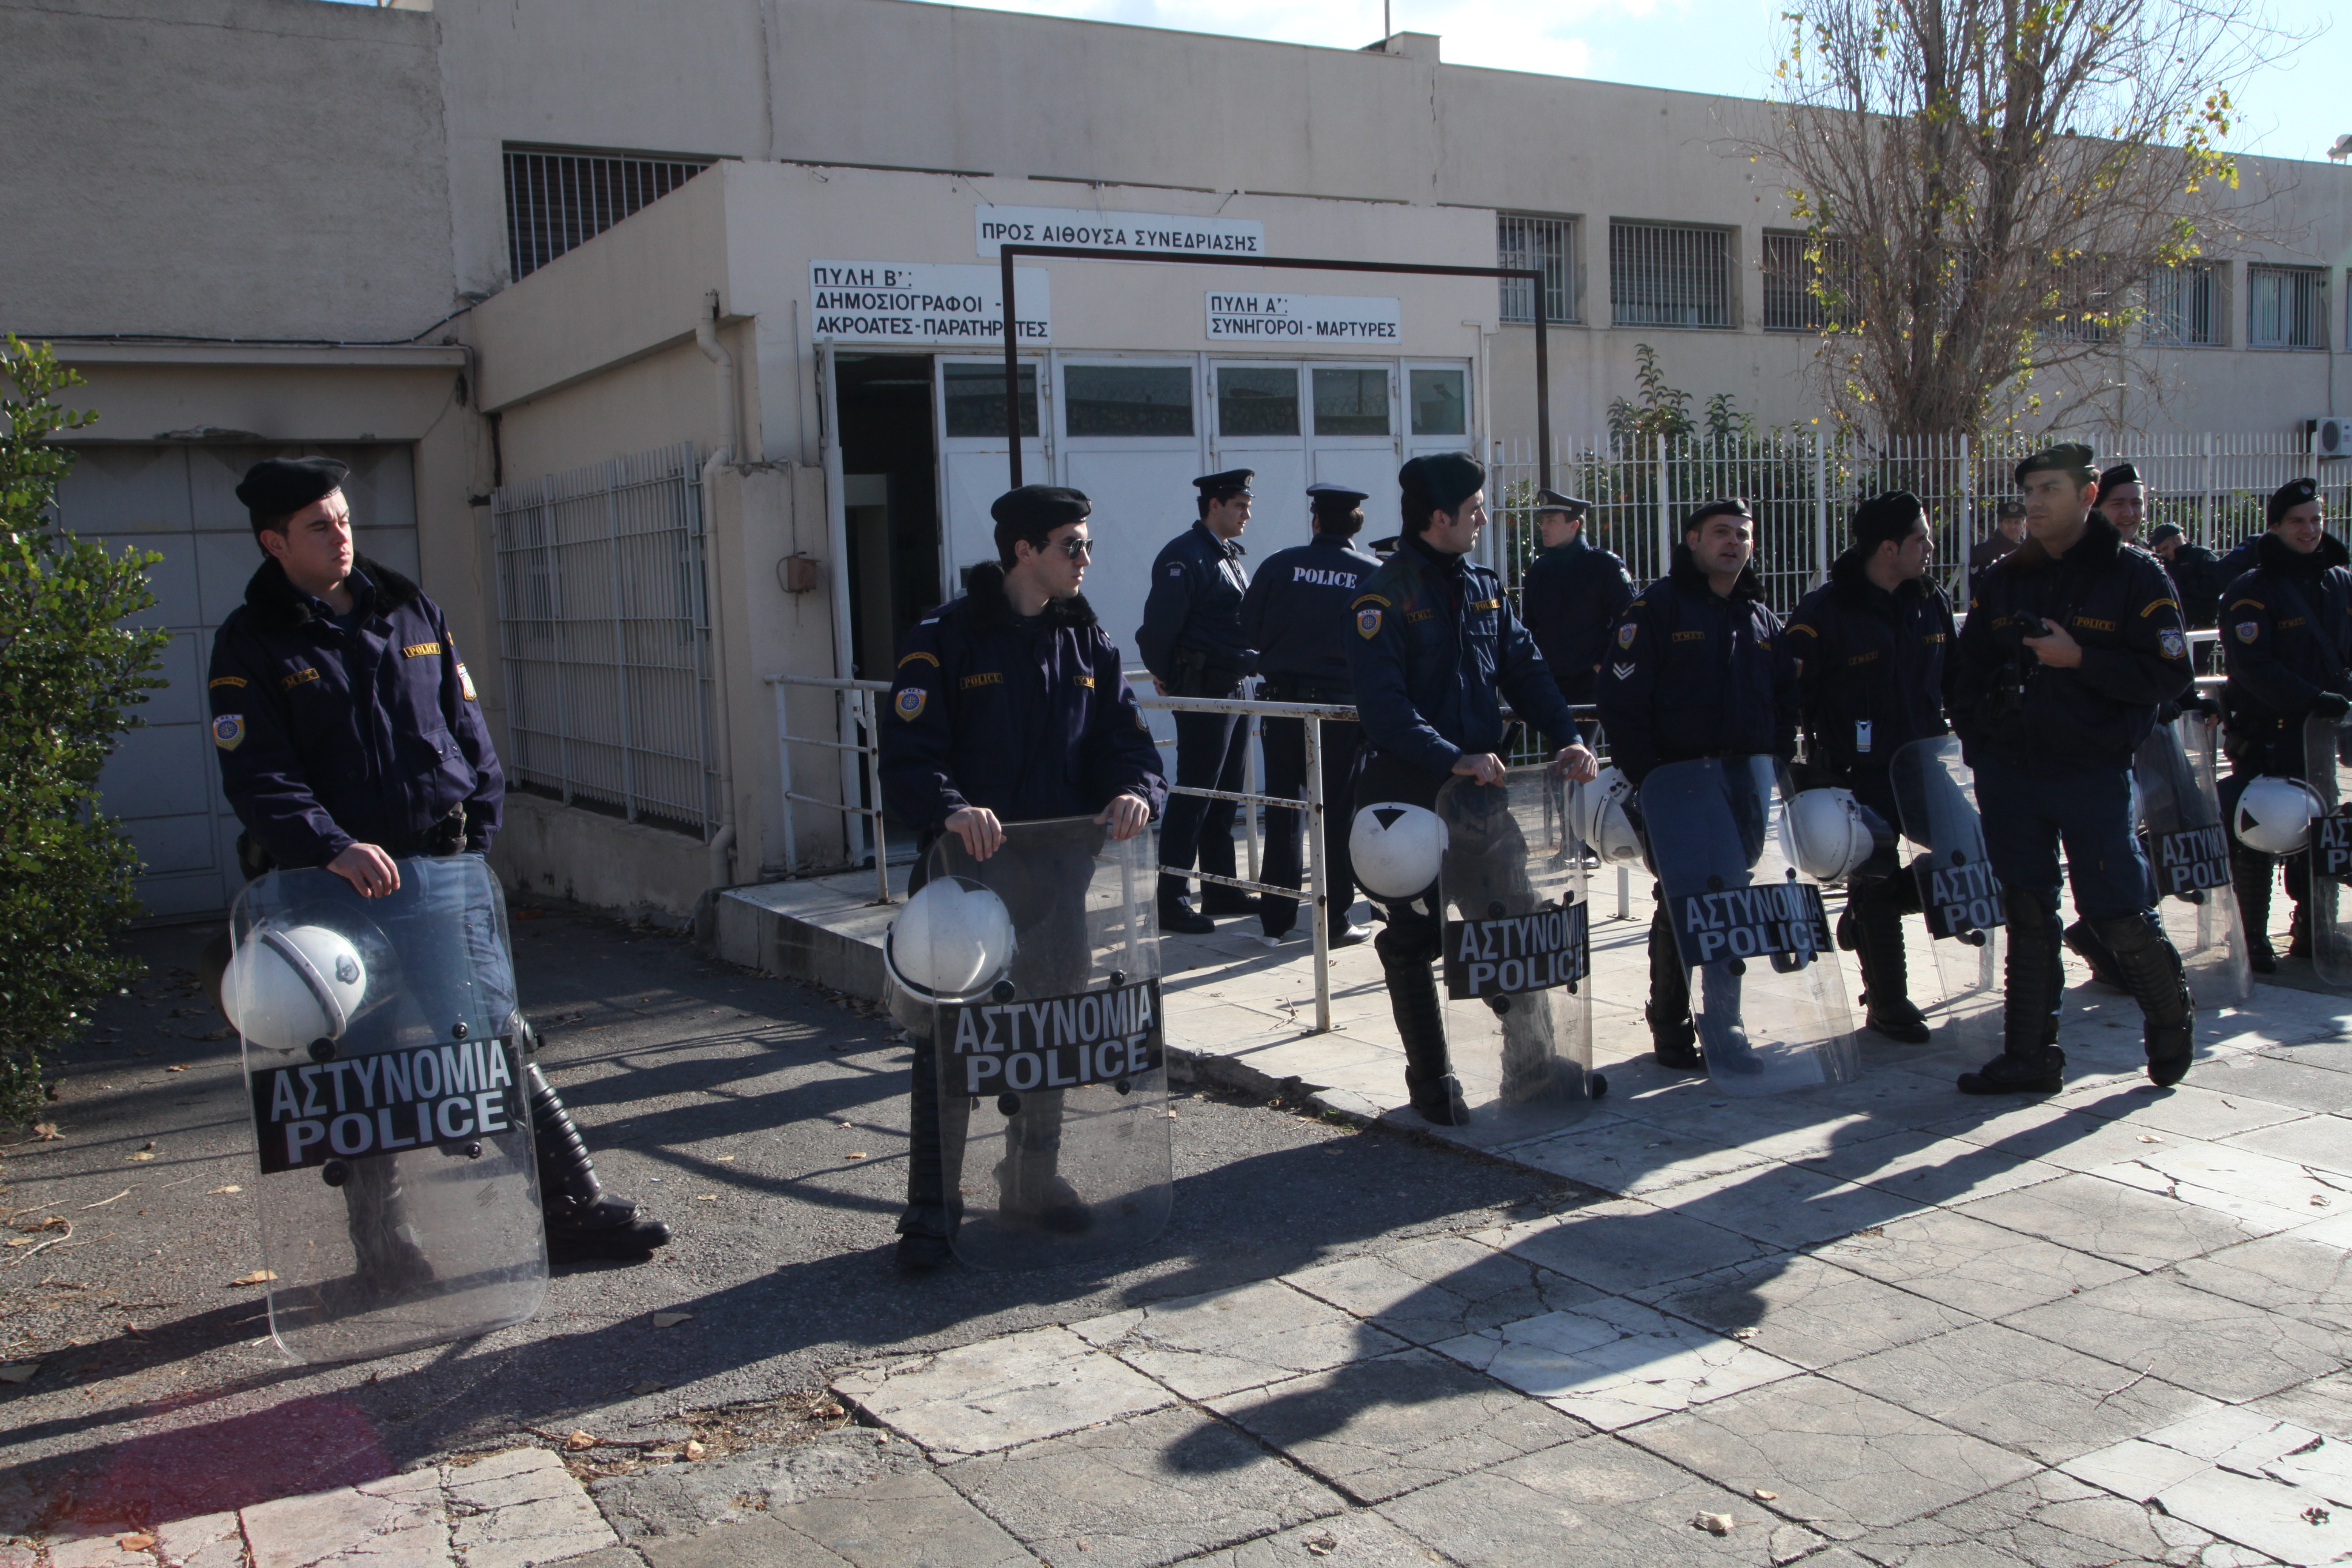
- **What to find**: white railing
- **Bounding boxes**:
[767,674,893,905]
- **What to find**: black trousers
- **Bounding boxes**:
[1259,708,1362,937]
[1160,695,1252,889]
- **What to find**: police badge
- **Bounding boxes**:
[212,713,246,751]
[2159,628,2187,660]
[1616,623,1637,649]
[894,687,927,721]
[1356,607,1382,639]
[2235,621,2260,644]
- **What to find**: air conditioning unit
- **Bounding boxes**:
[2312,417,2351,461]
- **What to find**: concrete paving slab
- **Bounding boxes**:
[1953,1171,2283,1270]
[1633,1252,1977,1372]
[591,1432,917,1544]
[2168,1232,2352,1332]
[1280,1233,1601,1345]
[2061,1080,2310,1141]
[1490,1120,1773,1198]
[1941,1100,2229,1177]
[242,1468,446,1568]
[768,1468,1032,1568]
[2196,1053,2352,1116]
[444,1448,617,1568]
[2097,1139,2346,1231]
[1472,1198,1771,1296]
[1071,1280,1408,1401]
[152,1512,246,1568]
[1644,1163,1916,1252]
[1813,1207,2137,1319]
[1792,1126,2064,1209]
[1835,1468,2255,1568]
[830,1326,1175,1457]
[44,1536,156,1568]
[2251,1370,2352,1438]
[2223,1113,2352,1180]
[638,1518,847,1568]
[1171,1510,1448,1568]
[2066,1409,2352,1567]
[940,1405,1345,1568]
[2006,1273,2348,1403]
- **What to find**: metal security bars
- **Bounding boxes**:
[1498,214,1577,325]
[503,146,715,281]
[2248,265,2327,350]
[491,443,718,837]
[2146,261,2225,347]
[1610,221,1732,329]
[1761,231,1849,332]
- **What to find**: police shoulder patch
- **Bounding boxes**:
[2159,628,2187,660]
[894,687,927,721]
[1356,606,1383,639]
[208,674,247,690]
[2235,621,2261,644]
[1616,623,1637,649]
[211,713,246,751]
[899,650,941,668]
[457,662,477,702]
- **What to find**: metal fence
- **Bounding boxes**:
[491,442,718,838]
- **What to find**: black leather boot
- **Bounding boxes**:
[2092,913,2196,1088]
[1959,891,2066,1095]
[344,1156,436,1298]
[1158,874,1216,935]
[1378,915,1468,1124]
[2233,846,2278,973]
[896,1034,956,1271]
[1646,901,1703,1070]
[531,1064,673,1262]
[1850,880,1929,1044]
[2063,920,2127,990]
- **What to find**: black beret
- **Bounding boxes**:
[1193,469,1254,499]
[236,457,348,527]
[1852,491,1924,549]
[2098,462,2142,491]
[1306,482,1369,506]
[2269,477,2320,526]
[1399,453,1486,513]
[2147,522,2185,545]
[990,485,1091,532]
[1682,497,1752,533]
[1995,499,2027,519]
[2015,443,2097,487]
[1533,489,1591,518]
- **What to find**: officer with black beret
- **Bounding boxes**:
[1518,491,1633,708]
[1348,454,1597,1123]
[1949,443,2197,1094]
[1784,491,1959,1045]
[1596,498,1801,1070]
[207,457,670,1262]
[2099,462,2150,546]
[1237,483,1380,948]
[1969,500,2028,598]
[2216,477,2345,971]
[1137,470,1259,934]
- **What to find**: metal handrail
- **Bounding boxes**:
[767,674,894,904]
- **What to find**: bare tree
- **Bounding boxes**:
[1757,0,2297,437]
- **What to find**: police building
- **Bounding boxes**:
[10,0,2350,924]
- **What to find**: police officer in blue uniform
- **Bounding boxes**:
[1784,491,1958,1045]
[1518,491,1633,707]
[206,457,669,1263]
[1238,483,1380,947]
[1348,454,1597,1124]
[2218,478,2346,970]
[1597,499,1800,1071]
[1137,471,1259,934]
[1950,444,2197,1094]
[880,485,1167,1271]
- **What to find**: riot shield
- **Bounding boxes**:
[1888,738,2006,1045]
[2303,715,2352,988]
[908,815,1172,1270]
[229,855,545,1364]
[1641,757,1861,1096]
[2135,717,2249,1006]
[1435,768,1597,1134]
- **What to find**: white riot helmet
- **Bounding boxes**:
[1351,802,1446,899]
[223,924,371,1053]
[883,876,1017,1002]
[2233,777,2325,855]
[1567,767,1644,865]
[1780,787,1887,883]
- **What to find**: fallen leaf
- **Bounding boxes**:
[564,1429,598,1451]
[815,1401,845,1418]
[630,1380,665,1396]
[229,1270,276,1287]
[209,1185,242,1194]
[128,1151,156,1162]
[2313,1195,2332,1208]
[117,1535,154,1551]
[1691,1512,1735,1536]
[1731,1327,1761,1340]
[693,1194,719,1202]
[1303,1533,1339,1557]
[682,1439,706,1461]
[1752,1489,1778,1501]
[0,1363,39,1383]
[2305,1506,2332,1526]
[845,1152,868,1160]
[3,1239,33,1248]
[714,1155,736,1162]
[1849,1226,1883,1238]
[2136,1133,2162,1143]
[32,1123,61,1141]
[166,1065,188,1073]
[652,1311,693,1328]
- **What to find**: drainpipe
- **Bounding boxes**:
[695,293,742,889]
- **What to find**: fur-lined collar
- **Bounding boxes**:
[242,554,420,634]
[2255,529,2350,578]
[1668,542,1765,601]
[964,560,1099,632]
[1992,509,2127,576]
[1827,546,1933,609]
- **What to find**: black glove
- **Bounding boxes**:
[2313,692,2350,720]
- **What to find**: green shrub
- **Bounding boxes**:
[0,337,168,1126]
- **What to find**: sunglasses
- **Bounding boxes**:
[1057,536,1094,560]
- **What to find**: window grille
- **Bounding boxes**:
[504,146,715,281]
[1610,221,1732,329]
[2044,255,2128,344]
[1498,214,1576,325]
[2248,265,2326,350]
[2145,261,2223,346]
[1761,231,1852,331]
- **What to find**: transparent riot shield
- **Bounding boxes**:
[229,855,545,1364]
[907,815,1173,1270]
[1435,768,1598,1134]
[2303,715,2352,988]
[1888,738,2006,1045]
[1641,757,1861,1096]
[2136,717,2250,1006]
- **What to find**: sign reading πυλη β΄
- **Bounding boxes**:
[941,978,1164,1097]
[809,262,1050,344]
[1670,881,1832,967]
[249,1036,524,1174]
[2153,825,2231,900]
[1205,293,1401,342]
[1443,900,1589,999]
[977,205,1265,258]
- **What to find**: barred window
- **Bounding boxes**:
[1761,231,1852,331]
[2248,265,2327,350]
[505,146,715,281]
[1498,214,1577,325]
[2044,255,2128,344]
[2145,260,2223,346]
[1610,221,1732,329]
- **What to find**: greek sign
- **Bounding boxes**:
[1206,292,1402,342]
[2150,825,2230,900]
[942,978,1164,1097]
[1669,880,1832,966]
[977,205,1264,258]
[2315,815,2352,884]
[809,262,1050,344]
[1444,901,1588,1000]
[250,1036,523,1174]
[1920,859,2004,939]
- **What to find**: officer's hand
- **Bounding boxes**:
[1096,793,1151,841]
[328,843,401,898]
[1450,752,1506,786]
[1151,679,1167,696]
[2022,620,2083,668]
[1555,744,1599,784]
[945,806,1005,862]
[2315,691,2351,720]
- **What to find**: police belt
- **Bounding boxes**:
[1166,649,1247,698]
[1257,674,1354,708]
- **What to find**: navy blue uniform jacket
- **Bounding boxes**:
[1136,521,1253,683]
[1951,511,2193,772]
[880,563,1168,830]
[2220,532,2352,774]
[208,557,502,868]
[1520,536,1634,702]
[1784,549,1957,803]
[1595,548,1798,786]
[1344,535,1582,775]
[1238,534,1381,693]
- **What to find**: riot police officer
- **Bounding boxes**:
[1137,470,1258,934]
[1597,499,1800,1070]
[879,485,1166,1271]
[1950,444,2197,1093]
[206,457,669,1263]
[1785,492,1958,1045]
[1238,483,1379,947]
[2218,478,2346,970]
[1347,454,1596,1124]
[1518,491,1633,707]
